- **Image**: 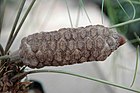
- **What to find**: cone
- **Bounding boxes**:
[19,25,125,68]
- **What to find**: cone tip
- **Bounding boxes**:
[119,35,126,46]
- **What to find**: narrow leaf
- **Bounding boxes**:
[5,0,36,53]
[0,43,4,55]
[130,1,140,5]
[5,0,26,53]
[65,0,73,28]
[134,32,140,44]
[75,5,81,27]
[105,0,117,24]
[117,0,130,19]
[109,17,140,28]
[27,69,140,93]
[101,0,105,24]
[79,0,92,24]
[124,0,136,19]
[130,45,139,87]
[0,0,7,38]
[127,0,136,19]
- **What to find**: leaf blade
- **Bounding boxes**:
[5,0,26,54]
[5,0,37,53]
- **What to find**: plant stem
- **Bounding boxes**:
[0,55,10,60]
[27,69,140,93]
[0,50,20,61]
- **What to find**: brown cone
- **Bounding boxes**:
[19,25,125,68]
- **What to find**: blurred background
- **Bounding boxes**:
[0,0,140,93]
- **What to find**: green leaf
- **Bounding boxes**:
[117,0,130,19]
[127,0,136,19]
[27,69,140,93]
[105,0,117,24]
[130,45,139,87]
[65,0,73,28]
[101,0,105,24]
[0,0,7,38]
[109,17,140,28]
[79,0,92,24]
[5,0,37,53]
[0,43,4,56]
[75,5,81,27]
[5,0,26,54]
